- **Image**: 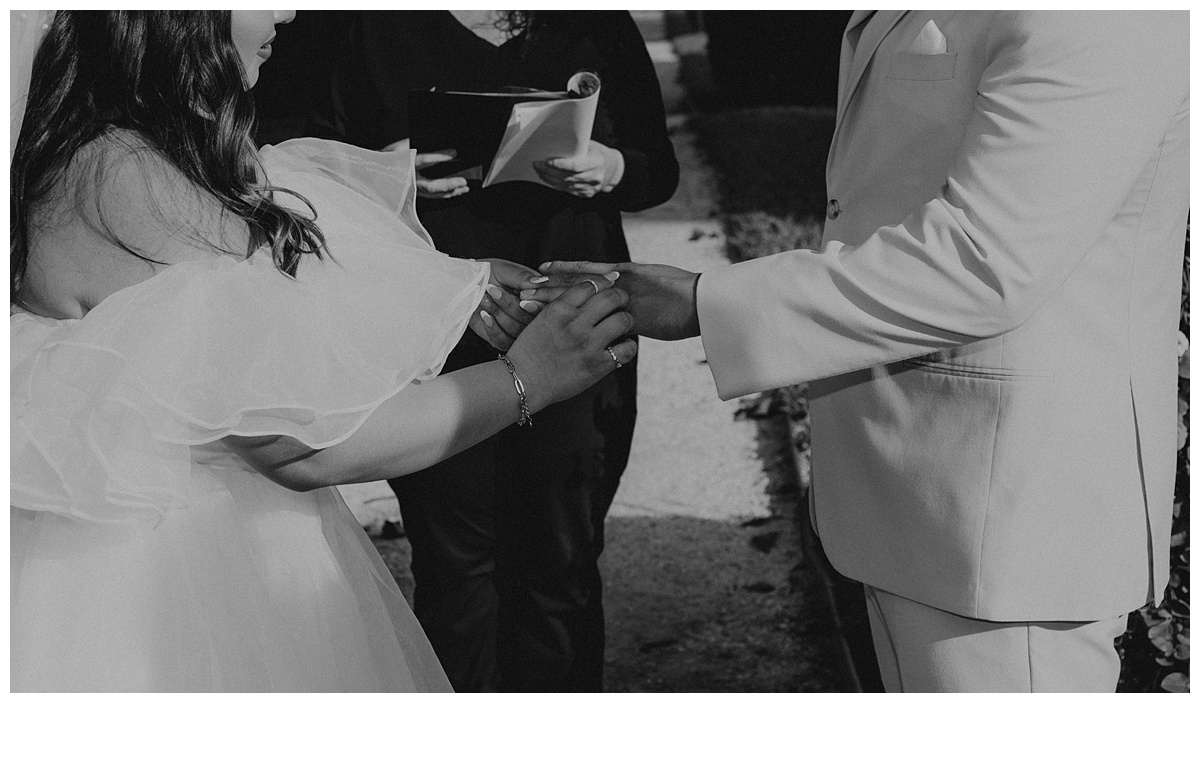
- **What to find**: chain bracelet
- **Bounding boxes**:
[497,354,532,427]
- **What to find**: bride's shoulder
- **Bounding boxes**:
[69,129,236,237]
[22,129,251,319]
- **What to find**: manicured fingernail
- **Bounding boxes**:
[539,262,552,272]
[519,300,543,313]
[479,310,494,327]
[604,271,620,281]
[529,276,550,284]
[520,289,538,300]
[487,284,504,300]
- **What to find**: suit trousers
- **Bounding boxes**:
[389,359,636,692]
[864,586,1128,692]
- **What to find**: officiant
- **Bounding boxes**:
[278,10,679,692]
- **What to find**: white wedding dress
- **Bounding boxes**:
[10,139,488,691]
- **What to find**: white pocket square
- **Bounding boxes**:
[908,20,947,55]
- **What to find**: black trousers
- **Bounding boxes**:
[389,351,636,692]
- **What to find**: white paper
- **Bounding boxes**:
[483,87,600,188]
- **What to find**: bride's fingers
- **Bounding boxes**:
[472,311,514,352]
[481,259,551,291]
[484,284,534,326]
[485,301,525,338]
[520,273,618,303]
[577,287,631,331]
[517,298,545,315]
[519,279,604,305]
[518,285,570,305]
[604,337,639,367]
[548,279,610,312]
[587,299,636,345]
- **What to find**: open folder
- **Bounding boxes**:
[408,71,600,188]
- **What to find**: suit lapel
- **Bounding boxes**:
[836,10,907,127]
[835,11,872,125]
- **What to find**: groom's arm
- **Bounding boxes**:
[696,11,1185,399]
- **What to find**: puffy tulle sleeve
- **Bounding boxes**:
[261,138,436,249]
[11,139,488,526]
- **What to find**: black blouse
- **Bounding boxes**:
[305,11,680,272]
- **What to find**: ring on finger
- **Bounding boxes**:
[584,279,600,294]
[606,346,623,370]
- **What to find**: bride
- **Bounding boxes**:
[9,10,636,691]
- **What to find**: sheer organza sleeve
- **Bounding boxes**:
[261,138,437,249]
[11,143,487,526]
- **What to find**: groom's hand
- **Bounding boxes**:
[538,261,701,341]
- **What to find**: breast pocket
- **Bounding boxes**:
[886,52,957,82]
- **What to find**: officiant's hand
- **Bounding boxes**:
[414,149,470,199]
[533,141,625,199]
[469,258,554,352]
[538,261,701,341]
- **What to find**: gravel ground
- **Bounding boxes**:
[601,411,848,692]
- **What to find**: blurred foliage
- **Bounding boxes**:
[692,107,835,232]
[697,106,1190,692]
[702,11,851,110]
[1117,227,1190,693]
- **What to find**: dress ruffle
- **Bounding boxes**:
[11,139,488,527]
[11,138,477,690]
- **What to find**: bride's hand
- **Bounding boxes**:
[505,281,637,412]
[532,141,624,199]
[469,258,552,351]
[414,149,470,199]
[516,260,620,306]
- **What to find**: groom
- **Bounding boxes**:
[546,11,1189,691]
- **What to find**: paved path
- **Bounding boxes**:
[608,118,771,523]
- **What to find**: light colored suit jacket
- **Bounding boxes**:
[696,11,1189,621]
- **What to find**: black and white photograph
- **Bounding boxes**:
[7,4,1192,778]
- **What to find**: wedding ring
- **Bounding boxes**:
[584,279,600,294]
[606,347,623,369]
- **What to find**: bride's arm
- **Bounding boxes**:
[224,283,637,491]
[227,360,530,491]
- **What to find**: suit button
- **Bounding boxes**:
[827,199,841,220]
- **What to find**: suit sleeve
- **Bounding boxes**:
[697,11,1188,398]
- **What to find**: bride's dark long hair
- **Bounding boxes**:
[10,10,325,302]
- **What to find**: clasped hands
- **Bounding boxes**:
[472,258,700,352]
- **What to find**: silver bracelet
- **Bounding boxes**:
[497,354,532,427]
